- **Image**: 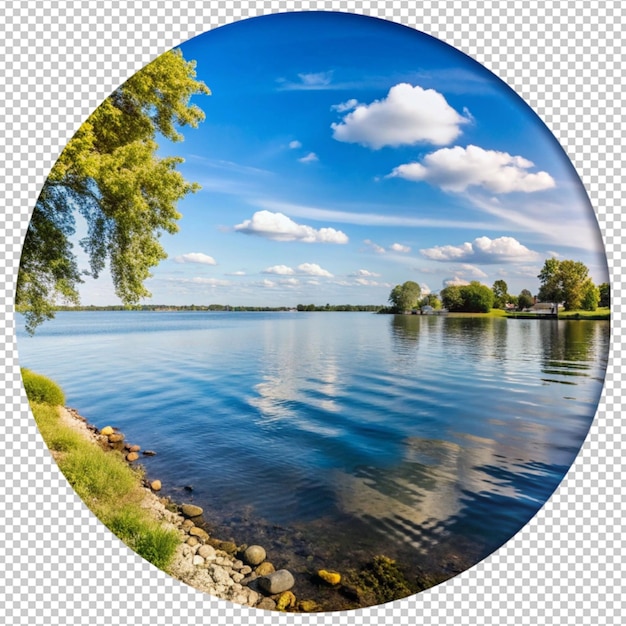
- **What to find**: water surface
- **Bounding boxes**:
[17,311,609,605]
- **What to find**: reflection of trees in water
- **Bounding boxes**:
[538,321,609,383]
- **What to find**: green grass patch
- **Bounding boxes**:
[558,307,610,320]
[21,368,65,405]
[27,374,181,572]
[446,308,508,318]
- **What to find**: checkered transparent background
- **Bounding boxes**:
[1,1,623,625]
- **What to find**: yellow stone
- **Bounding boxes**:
[150,480,162,491]
[126,452,139,462]
[276,591,296,611]
[298,600,320,612]
[318,569,341,585]
[100,426,114,436]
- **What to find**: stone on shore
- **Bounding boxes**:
[189,526,210,542]
[150,480,162,491]
[181,504,204,518]
[126,451,139,462]
[243,545,266,566]
[108,433,124,443]
[298,600,321,612]
[143,450,157,456]
[100,426,114,436]
[255,561,275,576]
[128,444,141,452]
[218,541,238,555]
[258,569,295,595]
[198,544,216,560]
[276,590,297,611]
[256,598,277,611]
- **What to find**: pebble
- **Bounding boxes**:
[317,569,341,585]
[276,590,297,611]
[256,598,277,611]
[193,555,205,566]
[100,426,114,436]
[254,562,275,576]
[150,480,162,491]
[198,544,216,560]
[258,569,295,595]
[108,433,124,443]
[243,545,266,566]
[189,527,209,542]
[126,452,139,462]
[186,537,199,547]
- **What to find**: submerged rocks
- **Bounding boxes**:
[243,545,266,566]
[258,569,295,595]
[181,504,204,518]
[318,569,342,585]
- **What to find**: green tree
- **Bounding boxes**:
[419,293,442,310]
[440,285,464,312]
[388,281,421,313]
[581,280,600,311]
[598,282,610,308]
[17,48,210,333]
[517,289,534,310]
[537,258,563,306]
[537,258,595,311]
[462,281,495,313]
[492,279,509,309]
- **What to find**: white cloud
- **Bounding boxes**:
[288,140,302,149]
[234,210,349,244]
[351,269,381,278]
[364,239,386,254]
[263,265,295,275]
[331,83,469,149]
[173,252,217,266]
[443,276,471,287]
[331,98,360,113]
[178,277,230,287]
[296,263,333,277]
[457,263,488,278]
[420,284,432,297]
[390,243,411,253]
[226,270,247,276]
[421,236,538,263]
[389,145,555,193]
[279,278,300,286]
[298,71,333,87]
[298,152,319,164]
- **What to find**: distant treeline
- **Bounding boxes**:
[51,304,384,313]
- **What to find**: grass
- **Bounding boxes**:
[558,307,610,320]
[446,308,509,318]
[24,370,180,571]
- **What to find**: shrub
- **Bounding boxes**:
[21,368,65,406]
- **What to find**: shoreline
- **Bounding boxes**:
[57,405,432,612]
[58,406,328,612]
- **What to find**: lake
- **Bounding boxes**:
[16,311,609,606]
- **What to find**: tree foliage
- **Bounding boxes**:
[517,289,534,311]
[441,281,494,313]
[17,49,210,333]
[598,282,610,308]
[491,279,509,309]
[537,258,596,311]
[388,281,421,313]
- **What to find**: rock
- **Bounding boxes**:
[108,433,124,443]
[197,544,216,560]
[128,444,141,452]
[232,559,244,571]
[209,564,233,587]
[243,545,266,566]
[184,485,193,491]
[100,426,114,436]
[218,541,237,555]
[143,450,157,456]
[239,565,252,576]
[256,598,277,611]
[318,569,341,585]
[189,527,210,542]
[181,519,195,531]
[186,537,199,547]
[232,572,244,583]
[193,555,205,566]
[126,452,139,462]
[276,590,297,611]
[181,504,204,518]
[150,480,162,491]
[298,600,321,613]
[254,562,275,576]
[257,569,295,595]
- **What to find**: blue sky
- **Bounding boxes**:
[75,12,608,306]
